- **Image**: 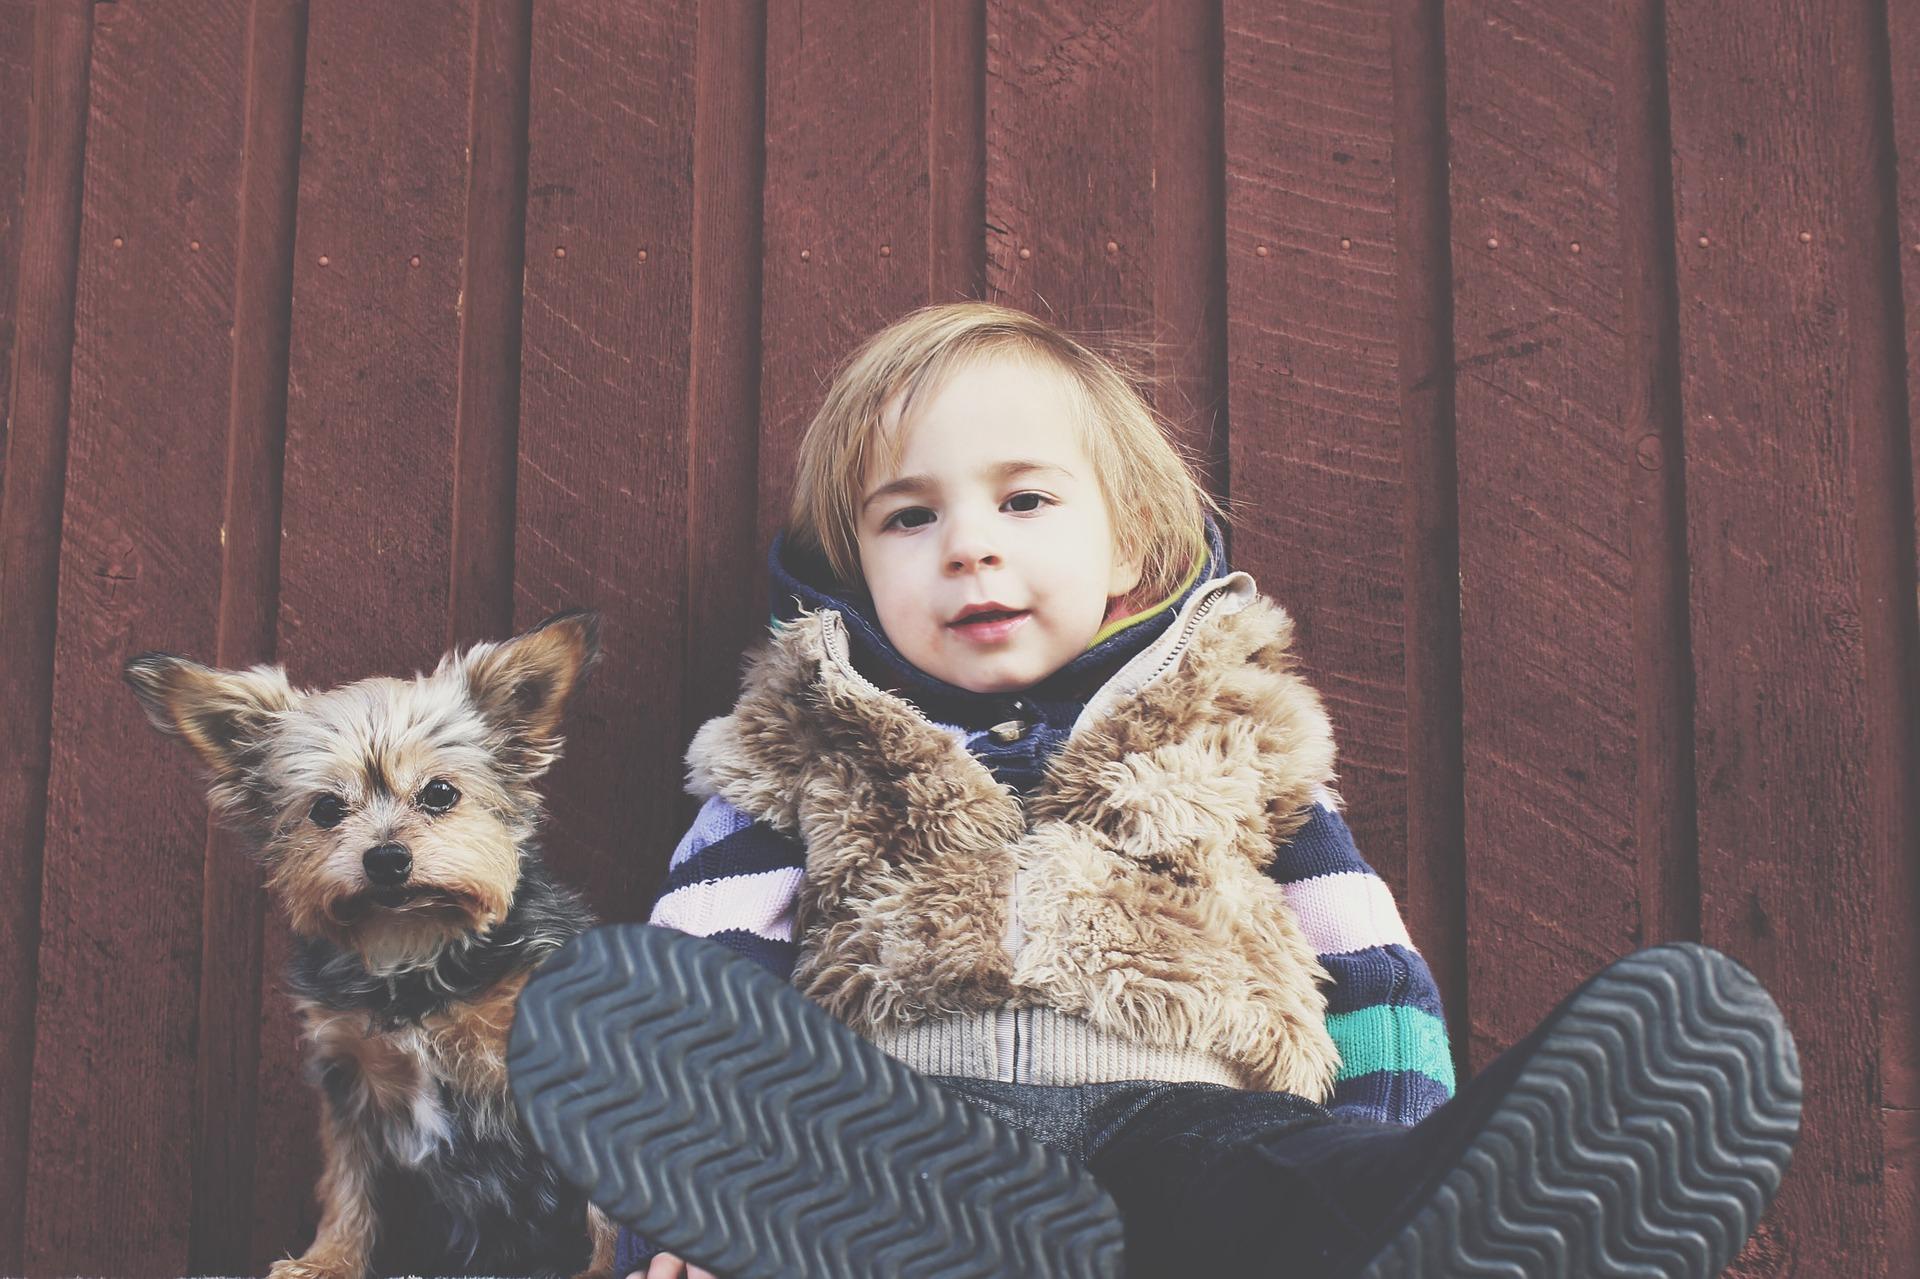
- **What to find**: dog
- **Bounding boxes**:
[125,609,617,1279]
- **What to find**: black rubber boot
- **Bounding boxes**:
[506,922,1126,1279]
[1345,942,1802,1278]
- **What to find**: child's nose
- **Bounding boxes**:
[942,512,1001,573]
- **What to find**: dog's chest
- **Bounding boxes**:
[303,971,528,1166]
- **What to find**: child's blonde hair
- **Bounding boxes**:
[787,301,1224,604]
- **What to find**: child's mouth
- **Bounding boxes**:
[949,609,1031,643]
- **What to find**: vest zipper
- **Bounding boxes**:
[1141,588,1223,686]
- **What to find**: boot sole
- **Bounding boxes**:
[1359,942,1802,1278]
[507,923,1126,1278]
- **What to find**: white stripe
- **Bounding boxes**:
[648,866,802,942]
[1282,871,1412,956]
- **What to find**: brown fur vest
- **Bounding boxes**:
[684,579,1344,1098]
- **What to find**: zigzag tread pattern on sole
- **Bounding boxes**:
[1358,943,1801,1279]
[508,923,1124,1279]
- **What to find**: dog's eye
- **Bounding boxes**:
[419,779,460,813]
[310,794,347,829]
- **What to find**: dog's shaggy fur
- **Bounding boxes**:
[126,611,615,1279]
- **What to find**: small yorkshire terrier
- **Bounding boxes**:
[126,610,616,1279]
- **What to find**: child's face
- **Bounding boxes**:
[855,354,1142,694]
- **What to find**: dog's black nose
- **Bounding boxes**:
[363,843,412,887]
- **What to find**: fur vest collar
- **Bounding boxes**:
[685,575,1343,1098]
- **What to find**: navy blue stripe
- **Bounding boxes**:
[1320,945,1447,1020]
[1266,805,1373,884]
[701,927,799,980]
[659,822,807,895]
[1327,1069,1455,1127]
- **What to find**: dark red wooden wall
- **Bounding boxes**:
[1,1,1915,1275]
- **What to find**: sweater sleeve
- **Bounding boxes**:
[615,797,808,1270]
[644,794,805,980]
[1267,791,1456,1125]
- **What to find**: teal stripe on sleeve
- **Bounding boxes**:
[1325,1005,1456,1091]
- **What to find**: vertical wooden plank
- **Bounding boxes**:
[23,2,249,1272]
[1668,0,1898,1269]
[258,1,477,1262]
[1616,0,1701,954]
[1878,0,1920,1265]
[759,0,936,602]
[985,2,1155,333]
[1223,1,1418,953]
[188,1,306,1271]
[448,0,530,650]
[517,0,695,917]
[1388,0,1470,1057]
[929,1,986,307]
[0,0,35,458]
[1153,0,1227,497]
[0,3,89,1269]
[1444,0,1640,1067]
[684,0,769,742]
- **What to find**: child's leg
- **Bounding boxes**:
[1081,943,1801,1278]
[506,923,1124,1279]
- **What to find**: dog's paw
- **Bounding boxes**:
[267,1256,360,1279]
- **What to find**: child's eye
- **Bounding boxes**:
[1004,491,1052,513]
[881,506,934,531]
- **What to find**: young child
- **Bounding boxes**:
[506,302,1801,1279]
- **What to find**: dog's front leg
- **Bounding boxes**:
[571,1204,619,1279]
[267,1090,380,1279]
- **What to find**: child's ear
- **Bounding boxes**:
[124,654,299,800]
[1107,547,1144,600]
[451,608,601,779]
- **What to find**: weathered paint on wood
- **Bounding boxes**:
[518,0,697,920]
[1447,0,1644,1078]
[1878,0,1920,1263]
[1667,1,1893,1272]
[24,2,250,1271]
[188,0,302,1270]
[0,2,89,1271]
[683,0,771,740]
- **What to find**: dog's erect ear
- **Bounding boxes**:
[124,654,299,796]
[451,609,601,778]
